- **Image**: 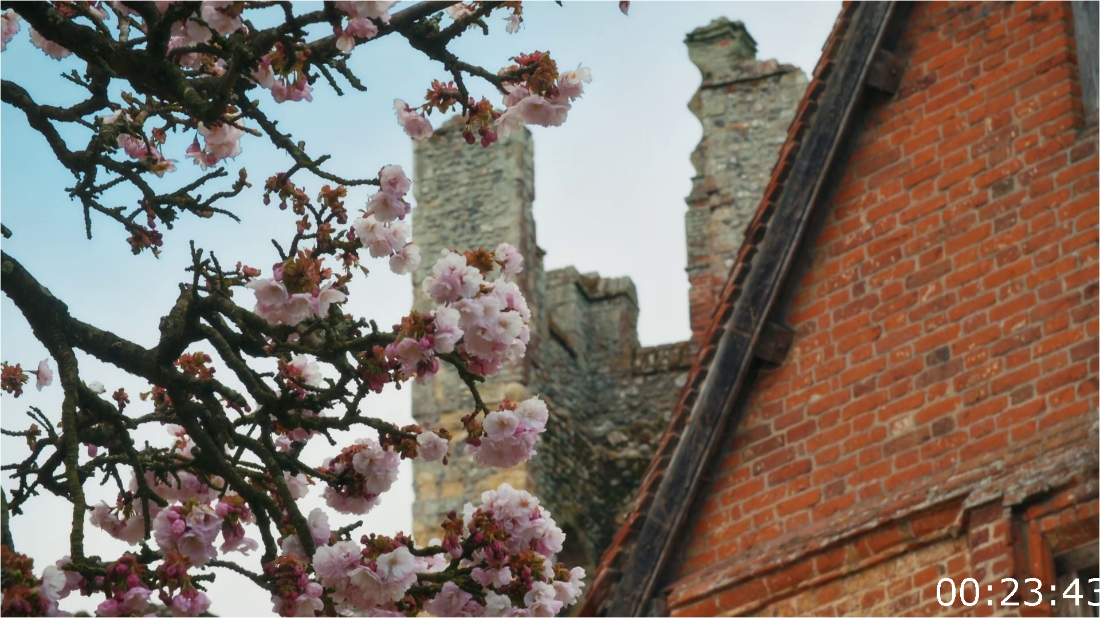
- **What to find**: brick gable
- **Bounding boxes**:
[585,2,1099,615]
[668,2,1098,614]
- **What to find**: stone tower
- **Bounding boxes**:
[409,119,545,545]
[410,18,808,577]
[409,117,695,574]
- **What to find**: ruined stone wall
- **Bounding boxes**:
[409,18,809,577]
[684,18,809,341]
[408,119,694,573]
[535,268,694,572]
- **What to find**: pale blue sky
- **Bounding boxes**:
[0,2,839,614]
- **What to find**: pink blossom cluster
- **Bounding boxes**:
[394,99,434,140]
[285,470,313,501]
[458,484,586,616]
[167,34,227,76]
[38,557,81,616]
[2,9,20,52]
[102,110,177,177]
[474,484,564,558]
[384,327,440,381]
[93,433,258,571]
[318,438,401,515]
[142,425,224,502]
[90,502,149,545]
[166,1,243,48]
[467,397,549,469]
[266,555,326,617]
[155,552,213,617]
[1,359,53,398]
[357,345,400,394]
[126,2,239,78]
[416,243,530,378]
[94,554,154,618]
[186,121,244,169]
[152,503,223,568]
[157,4,251,165]
[167,587,212,617]
[309,484,582,617]
[335,1,396,25]
[246,37,319,104]
[312,541,417,614]
[245,169,422,328]
[251,53,313,103]
[51,441,581,618]
[277,507,333,561]
[91,428,225,545]
[281,355,325,394]
[446,2,523,36]
[333,1,395,51]
[352,215,414,270]
[246,271,347,326]
[4,5,251,171]
[1,550,70,616]
[350,165,421,275]
[215,495,259,555]
[496,66,591,138]
[264,497,585,617]
[136,464,220,505]
[417,430,450,462]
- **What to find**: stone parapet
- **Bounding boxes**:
[632,340,697,376]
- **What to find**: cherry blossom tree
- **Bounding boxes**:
[0,1,615,615]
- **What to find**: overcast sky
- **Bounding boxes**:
[0,2,839,614]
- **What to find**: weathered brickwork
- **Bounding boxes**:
[662,2,1099,615]
[685,19,808,341]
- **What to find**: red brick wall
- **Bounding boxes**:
[664,2,1099,615]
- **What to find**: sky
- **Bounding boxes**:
[0,2,839,615]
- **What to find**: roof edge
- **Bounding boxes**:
[591,3,916,615]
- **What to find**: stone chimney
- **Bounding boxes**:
[684,18,809,341]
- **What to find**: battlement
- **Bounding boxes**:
[632,340,696,376]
